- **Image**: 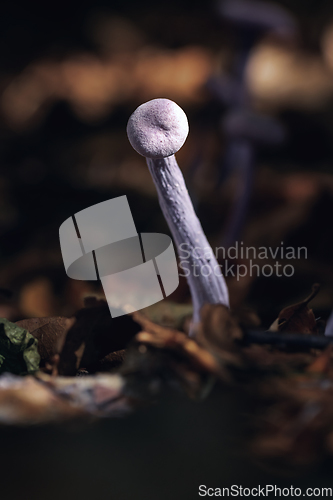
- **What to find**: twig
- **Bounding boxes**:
[243,330,333,350]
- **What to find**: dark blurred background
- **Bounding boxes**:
[1,0,333,324]
[1,0,333,496]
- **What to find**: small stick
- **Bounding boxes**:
[243,330,333,350]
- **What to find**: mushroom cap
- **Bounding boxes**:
[126,98,189,159]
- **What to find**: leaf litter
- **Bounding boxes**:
[0,285,332,467]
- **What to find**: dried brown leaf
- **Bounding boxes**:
[269,283,320,334]
[17,298,140,376]
[57,297,140,376]
[16,316,73,363]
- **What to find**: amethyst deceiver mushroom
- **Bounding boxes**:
[127,98,229,324]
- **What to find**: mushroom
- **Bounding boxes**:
[221,109,284,247]
[127,98,229,324]
[206,0,291,248]
[208,0,297,108]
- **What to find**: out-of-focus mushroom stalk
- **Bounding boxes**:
[221,109,284,247]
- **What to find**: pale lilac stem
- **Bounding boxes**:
[147,155,230,323]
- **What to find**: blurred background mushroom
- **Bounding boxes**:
[207,0,291,249]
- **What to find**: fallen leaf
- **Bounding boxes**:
[58,298,140,376]
[16,316,71,363]
[269,284,320,334]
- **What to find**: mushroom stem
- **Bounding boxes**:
[147,154,229,323]
[325,310,333,337]
[221,138,254,248]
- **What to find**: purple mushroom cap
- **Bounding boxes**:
[127,98,189,160]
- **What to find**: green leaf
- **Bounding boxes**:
[0,318,40,375]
